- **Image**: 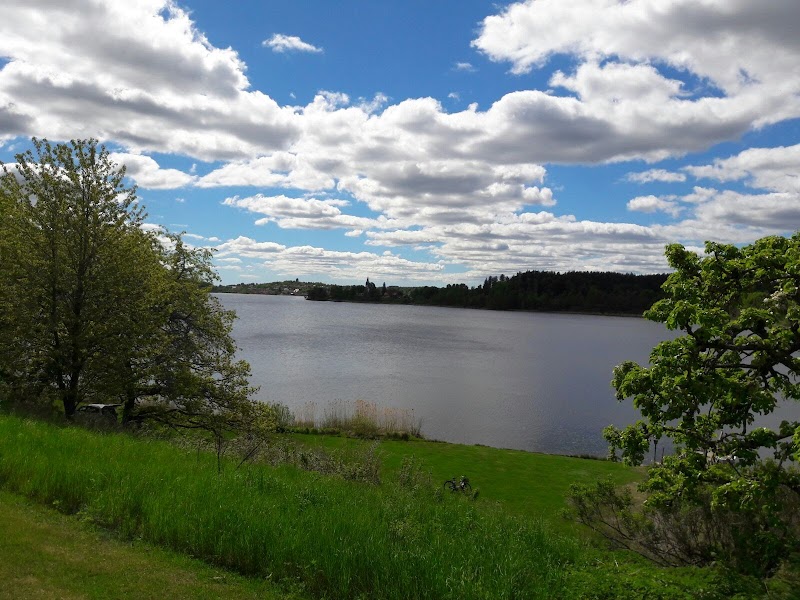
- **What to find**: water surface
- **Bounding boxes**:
[221,294,678,455]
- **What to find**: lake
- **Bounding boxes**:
[220,293,678,456]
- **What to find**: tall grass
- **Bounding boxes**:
[294,399,422,438]
[0,415,580,599]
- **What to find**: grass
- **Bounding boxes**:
[0,414,775,599]
[291,399,422,438]
[290,434,642,521]
[0,490,294,600]
[0,414,582,599]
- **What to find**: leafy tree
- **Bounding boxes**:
[0,176,26,400]
[0,139,260,438]
[116,233,257,434]
[581,236,800,576]
[0,138,146,415]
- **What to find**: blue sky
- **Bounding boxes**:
[1,0,799,285]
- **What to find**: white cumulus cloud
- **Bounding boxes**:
[686,144,800,193]
[3,1,800,283]
[110,153,196,189]
[627,195,683,217]
[0,0,299,159]
[626,169,687,184]
[263,34,322,54]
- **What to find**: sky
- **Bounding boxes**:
[1,0,799,286]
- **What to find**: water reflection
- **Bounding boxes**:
[221,294,689,455]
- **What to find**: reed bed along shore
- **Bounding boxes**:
[292,399,422,438]
[0,415,581,600]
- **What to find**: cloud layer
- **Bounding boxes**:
[2,1,799,283]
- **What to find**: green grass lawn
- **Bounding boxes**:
[0,415,584,599]
[0,491,296,600]
[290,434,642,521]
[0,416,773,599]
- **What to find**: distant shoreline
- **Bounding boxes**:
[213,270,666,317]
[214,289,646,318]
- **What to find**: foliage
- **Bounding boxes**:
[562,550,760,600]
[305,285,329,301]
[565,477,800,575]
[113,232,257,437]
[259,438,383,485]
[413,271,667,313]
[596,235,800,576]
[0,139,258,439]
[185,417,385,485]
[211,278,317,297]
[265,400,293,432]
[0,138,155,415]
[308,280,408,304]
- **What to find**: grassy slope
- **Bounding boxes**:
[0,416,582,599]
[0,416,766,599]
[291,435,642,521]
[0,491,294,600]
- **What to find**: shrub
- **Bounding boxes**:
[565,473,800,577]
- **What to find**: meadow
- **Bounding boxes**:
[291,433,641,521]
[0,491,291,600]
[0,415,758,599]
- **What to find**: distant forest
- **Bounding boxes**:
[214,270,669,316]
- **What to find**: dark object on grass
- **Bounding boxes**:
[443,476,472,494]
[75,404,122,423]
[76,403,121,421]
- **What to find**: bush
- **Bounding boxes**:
[263,401,292,432]
[565,474,800,577]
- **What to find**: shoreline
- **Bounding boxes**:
[214,290,647,318]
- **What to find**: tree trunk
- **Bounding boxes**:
[62,386,78,419]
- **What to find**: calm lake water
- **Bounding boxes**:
[220,293,679,456]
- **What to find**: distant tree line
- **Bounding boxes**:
[211,280,312,295]
[306,278,409,304]
[305,271,668,315]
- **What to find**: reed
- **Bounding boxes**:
[293,399,422,439]
[0,415,580,599]
[293,400,317,429]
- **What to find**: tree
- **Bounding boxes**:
[0,174,27,401]
[588,236,800,576]
[0,139,260,438]
[0,138,148,415]
[115,233,257,434]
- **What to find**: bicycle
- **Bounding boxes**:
[443,475,472,494]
